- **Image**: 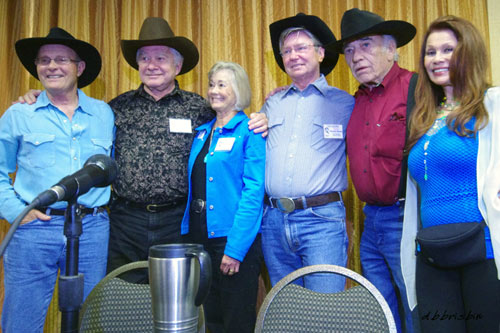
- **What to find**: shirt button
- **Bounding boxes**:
[209,177,213,182]
[363,169,367,173]
[73,157,77,160]
[72,137,76,141]
[365,121,369,126]
[63,119,67,123]
[364,145,368,149]
[289,154,293,158]
[210,152,214,156]
[219,130,222,134]
[35,141,40,145]
[369,98,373,103]
[209,205,214,210]
[210,231,215,236]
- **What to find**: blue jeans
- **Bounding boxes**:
[1,212,109,333]
[261,199,348,293]
[360,203,413,333]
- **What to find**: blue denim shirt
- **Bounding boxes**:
[0,90,115,222]
[181,111,265,261]
[261,74,354,198]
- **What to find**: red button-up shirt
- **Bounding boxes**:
[346,63,414,205]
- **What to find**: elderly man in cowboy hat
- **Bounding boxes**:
[0,27,114,332]
[327,8,418,332]
[260,13,354,293]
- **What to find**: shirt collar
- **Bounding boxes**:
[196,111,247,132]
[282,74,329,98]
[34,89,92,116]
[136,80,184,101]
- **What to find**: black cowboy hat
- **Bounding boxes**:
[15,27,102,88]
[121,17,199,75]
[269,13,339,76]
[331,8,416,53]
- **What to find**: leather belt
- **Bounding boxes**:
[265,192,341,213]
[116,196,186,213]
[41,205,106,217]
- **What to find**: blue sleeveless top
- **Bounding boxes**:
[408,116,493,258]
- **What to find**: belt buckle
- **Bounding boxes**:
[192,199,205,214]
[277,198,295,213]
[146,204,160,213]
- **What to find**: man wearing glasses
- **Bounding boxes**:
[260,14,354,292]
[0,28,114,332]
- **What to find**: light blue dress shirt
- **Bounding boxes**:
[181,112,266,261]
[261,75,354,198]
[0,90,114,223]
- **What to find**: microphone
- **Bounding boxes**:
[32,154,118,207]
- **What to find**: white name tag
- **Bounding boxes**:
[214,137,235,151]
[169,118,192,133]
[323,124,343,139]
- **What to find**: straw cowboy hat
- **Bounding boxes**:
[332,8,416,53]
[121,17,199,75]
[269,13,339,76]
[15,27,102,88]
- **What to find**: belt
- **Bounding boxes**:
[41,205,106,217]
[116,197,186,213]
[265,192,341,213]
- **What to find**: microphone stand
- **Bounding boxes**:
[59,198,84,333]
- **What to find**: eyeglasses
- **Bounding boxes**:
[280,44,319,57]
[35,56,80,66]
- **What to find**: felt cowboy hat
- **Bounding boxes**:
[15,27,102,88]
[121,17,199,75]
[331,8,416,53]
[269,13,339,76]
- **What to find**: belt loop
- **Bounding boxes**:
[45,208,52,215]
[300,196,307,209]
[92,207,98,216]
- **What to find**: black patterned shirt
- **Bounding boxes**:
[109,81,214,203]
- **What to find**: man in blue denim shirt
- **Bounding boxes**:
[261,14,354,292]
[0,28,114,332]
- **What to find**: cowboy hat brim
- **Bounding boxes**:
[15,35,102,88]
[333,20,416,54]
[270,13,339,76]
[121,36,199,75]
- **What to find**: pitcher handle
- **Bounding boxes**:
[187,249,212,306]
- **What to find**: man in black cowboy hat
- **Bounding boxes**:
[0,27,114,332]
[260,13,354,293]
[326,8,418,332]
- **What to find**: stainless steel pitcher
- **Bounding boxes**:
[149,243,211,332]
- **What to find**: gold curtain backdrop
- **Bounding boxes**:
[0,0,490,331]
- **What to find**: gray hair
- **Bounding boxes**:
[208,61,251,111]
[279,27,322,53]
[382,35,399,62]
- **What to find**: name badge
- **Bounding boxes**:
[323,124,343,139]
[169,118,192,133]
[197,130,206,140]
[214,137,235,151]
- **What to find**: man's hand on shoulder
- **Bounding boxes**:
[12,89,42,105]
[248,112,268,138]
[265,85,289,101]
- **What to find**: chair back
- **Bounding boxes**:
[79,261,205,332]
[255,264,396,333]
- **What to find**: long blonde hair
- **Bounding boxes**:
[407,16,489,150]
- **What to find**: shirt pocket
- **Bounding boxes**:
[23,133,56,168]
[310,116,337,154]
[372,117,406,161]
[267,115,284,150]
[91,139,113,155]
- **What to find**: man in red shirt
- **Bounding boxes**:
[328,8,417,333]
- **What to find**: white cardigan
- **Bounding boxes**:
[401,87,500,310]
